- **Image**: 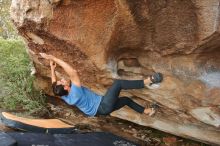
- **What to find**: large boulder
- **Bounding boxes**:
[10,0,220,145]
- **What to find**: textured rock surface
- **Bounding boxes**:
[10,0,220,145]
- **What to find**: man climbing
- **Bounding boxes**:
[40,53,163,117]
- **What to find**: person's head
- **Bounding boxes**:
[150,72,163,84]
[52,78,71,96]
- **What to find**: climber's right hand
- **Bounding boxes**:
[50,60,56,70]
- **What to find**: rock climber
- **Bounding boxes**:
[40,53,163,117]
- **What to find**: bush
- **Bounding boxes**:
[0,38,46,115]
[0,0,19,39]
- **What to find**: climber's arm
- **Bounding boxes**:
[40,53,81,87]
[50,62,61,99]
[52,57,81,87]
[50,60,57,84]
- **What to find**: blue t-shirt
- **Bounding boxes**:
[61,83,102,116]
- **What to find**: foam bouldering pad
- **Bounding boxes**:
[5,132,139,146]
[0,112,76,134]
[0,132,17,146]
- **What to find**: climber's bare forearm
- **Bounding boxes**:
[51,56,81,86]
[52,57,78,77]
[51,68,56,83]
[40,53,81,86]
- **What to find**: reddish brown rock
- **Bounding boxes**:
[10,0,220,145]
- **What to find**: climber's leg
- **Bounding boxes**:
[96,80,144,115]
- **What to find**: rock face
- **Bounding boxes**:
[10,0,220,145]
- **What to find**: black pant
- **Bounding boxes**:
[96,80,145,115]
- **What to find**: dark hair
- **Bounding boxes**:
[52,82,68,96]
[151,72,163,84]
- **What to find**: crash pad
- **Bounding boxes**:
[0,112,76,134]
[0,132,17,146]
[0,132,139,146]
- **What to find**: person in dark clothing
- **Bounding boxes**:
[40,53,163,117]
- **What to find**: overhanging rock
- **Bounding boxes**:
[10,0,220,145]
